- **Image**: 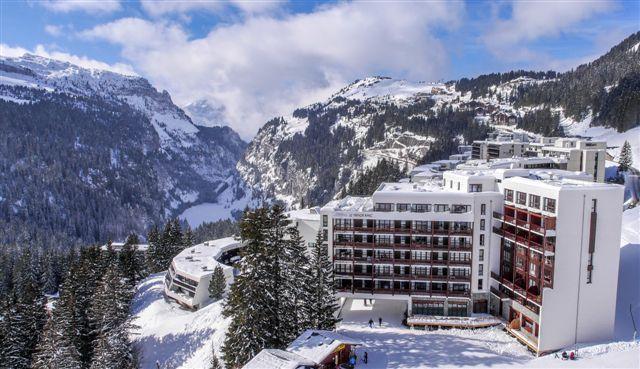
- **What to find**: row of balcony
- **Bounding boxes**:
[492,227,555,254]
[333,241,472,250]
[493,210,556,233]
[335,271,471,281]
[333,256,472,266]
[333,226,473,235]
[336,287,471,298]
[490,271,542,305]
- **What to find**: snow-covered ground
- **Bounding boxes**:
[338,299,639,368]
[130,274,229,369]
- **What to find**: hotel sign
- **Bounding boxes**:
[334,212,374,218]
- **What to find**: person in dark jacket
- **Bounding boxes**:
[364,351,368,364]
[378,317,382,326]
[368,318,374,328]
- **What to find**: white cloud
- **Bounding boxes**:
[44,24,63,36]
[39,0,122,14]
[482,0,615,64]
[0,44,137,75]
[139,0,283,17]
[80,1,462,139]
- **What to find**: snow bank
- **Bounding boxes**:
[615,207,640,340]
[130,274,229,369]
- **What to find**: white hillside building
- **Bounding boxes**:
[164,237,243,309]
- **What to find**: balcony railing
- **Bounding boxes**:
[493,211,503,220]
[448,259,472,266]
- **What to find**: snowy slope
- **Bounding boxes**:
[130,274,229,369]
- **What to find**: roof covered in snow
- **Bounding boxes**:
[286,207,321,222]
[172,236,242,280]
[242,349,314,369]
[287,330,363,364]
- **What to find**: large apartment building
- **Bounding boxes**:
[320,172,502,318]
[321,165,623,354]
[490,177,623,354]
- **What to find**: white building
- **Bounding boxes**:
[471,140,530,161]
[164,237,243,309]
[321,166,624,354]
[287,207,322,247]
[490,177,623,354]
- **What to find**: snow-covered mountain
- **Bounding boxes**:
[0,54,247,244]
[182,99,227,128]
[238,33,640,209]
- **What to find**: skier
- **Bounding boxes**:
[561,351,569,360]
[364,351,368,364]
[378,317,383,327]
[368,318,374,328]
[569,351,576,360]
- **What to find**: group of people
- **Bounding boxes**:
[368,317,383,328]
[555,350,577,361]
[342,350,369,368]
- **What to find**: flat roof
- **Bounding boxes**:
[172,236,241,279]
[504,176,622,191]
[286,207,321,222]
[322,196,373,212]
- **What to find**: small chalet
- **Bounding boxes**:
[242,330,362,369]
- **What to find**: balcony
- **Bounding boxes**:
[493,211,503,220]
[450,228,473,236]
[373,257,394,263]
[449,274,471,281]
[448,259,472,266]
[333,254,353,261]
[352,242,375,249]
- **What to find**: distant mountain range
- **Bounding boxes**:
[1,32,638,247]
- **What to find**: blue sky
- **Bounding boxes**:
[1,0,638,137]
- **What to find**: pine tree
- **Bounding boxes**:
[1,250,47,369]
[208,265,226,301]
[119,233,143,285]
[222,207,274,367]
[280,225,313,342]
[146,225,162,273]
[618,140,633,173]
[183,225,195,248]
[307,230,341,330]
[31,313,83,369]
[32,277,83,369]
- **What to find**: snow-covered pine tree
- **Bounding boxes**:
[32,276,83,369]
[119,233,143,285]
[183,224,195,248]
[88,258,137,369]
[1,250,47,369]
[146,225,162,273]
[208,265,226,301]
[618,140,633,173]
[31,313,83,369]
[280,225,313,342]
[168,218,185,258]
[222,207,273,367]
[307,230,340,330]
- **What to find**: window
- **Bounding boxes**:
[481,204,486,215]
[543,198,556,213]
[450,180,453,189]
[451,204,470,213]
[434,204,450,212]
[374,203,393,212]
[413,301,444,316]
[479,234,485,246]
[396,203,410,212]
[323,229,328,241]
[457,182,460,191]
[414,221,431,232]
[412,204,431,213]
[448,302,468,317]
[505,189,514,202]
[479,249,484,262]
[322,215,328,227]
[469,184,483,192]
[480,219,485,231]
[529,194,540,209]
[375,220,392,229]
[478,264,484,276]
[516,191,527,205]
[478,278,483,290]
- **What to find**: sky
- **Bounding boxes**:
[1,0,638,139]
